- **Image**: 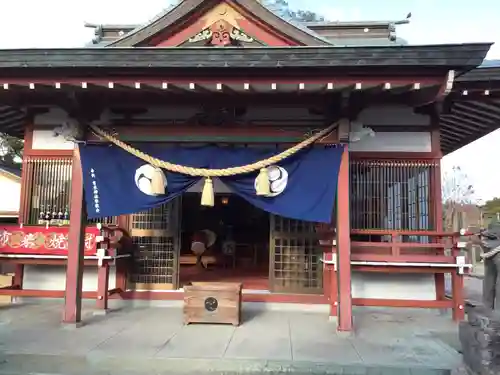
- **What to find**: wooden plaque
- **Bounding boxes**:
[183,282,242,326]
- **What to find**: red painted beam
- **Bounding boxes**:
[351,229,459,237]
[351,254,455,263]
[0,288,97,298]
[353,298,453,309]
[0,77,444,85]
[352,242,446,249]
[352,266,461,274]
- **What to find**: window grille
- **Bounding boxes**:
[269,215,322,294]
[24,156,116,225]
[350,159,436,242]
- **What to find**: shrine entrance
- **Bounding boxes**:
[178,192,270,290]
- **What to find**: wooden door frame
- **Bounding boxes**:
[127,198,182,291]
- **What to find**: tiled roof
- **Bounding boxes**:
[91,0,403,47]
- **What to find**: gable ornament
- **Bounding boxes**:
[187,21,253,46]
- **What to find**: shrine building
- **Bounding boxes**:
[0,0,498,331]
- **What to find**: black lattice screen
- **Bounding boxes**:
[270,215,322,294]
[130,203,178,287]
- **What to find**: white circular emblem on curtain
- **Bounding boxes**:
[254,165,288,197]
[134,164,167,196]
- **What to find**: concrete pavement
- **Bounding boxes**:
[0,275,487,375]
[0,301,463,375]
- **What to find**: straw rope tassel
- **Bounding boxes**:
[201,177,214,206]
[150,166,166,195]
[255,167,270,196]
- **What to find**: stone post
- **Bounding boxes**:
[459,304,500,374]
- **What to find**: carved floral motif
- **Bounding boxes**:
[210,19,232,46]
[188,20,254,46]
[188,29,213,43]
[230,28,253,42]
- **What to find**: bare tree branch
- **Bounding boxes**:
[442,166,476,231]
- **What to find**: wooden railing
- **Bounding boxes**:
[350,229,461,264]
[318,227,470,320]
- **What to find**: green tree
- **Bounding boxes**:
[0,133,23,165]
[482,197,500,214]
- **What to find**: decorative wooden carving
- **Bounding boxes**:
[187,20,253,46]
[189,29,213,43]
[211,20,232,46]
[229,28,253,43]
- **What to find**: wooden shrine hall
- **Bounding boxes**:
[0,0,497,332]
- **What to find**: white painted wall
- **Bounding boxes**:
[0,174,20,214]
[31,129,75,150]
[349,132,432,152]
[352,273,436,300]
[22,265,116,291]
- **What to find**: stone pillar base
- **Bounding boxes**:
[459,304,500,375]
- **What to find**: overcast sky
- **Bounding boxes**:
[0,0,498,200]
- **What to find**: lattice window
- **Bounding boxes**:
[24,156,117,226]
[25,157,72,225]
[87,216,118,225]
[131,204,171,231]
[270,215,322,294]
[130,203,178,286]
[350,159,435,235]
[131,236,175,285]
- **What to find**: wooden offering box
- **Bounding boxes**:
[183,282,242,326]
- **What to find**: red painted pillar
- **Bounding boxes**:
[433,159,446,301]
[430,125,446,301]
[451,238,465,321]
[13,264,24,289]
[329,257,338,318]
[62,147,86,325]
[96,262,110,311]
[336,145,353,331]
[115,215,129,292]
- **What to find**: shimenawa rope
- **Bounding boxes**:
[89,122,338,206]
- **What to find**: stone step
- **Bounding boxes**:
[0,354,452,375]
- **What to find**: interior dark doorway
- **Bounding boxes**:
[179,193,270,290]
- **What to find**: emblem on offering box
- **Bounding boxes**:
[0,226,99,255]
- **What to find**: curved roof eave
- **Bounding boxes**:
[107,0,330,47]
[106,1,183,47]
